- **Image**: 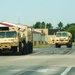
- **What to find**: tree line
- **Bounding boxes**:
[33,21,53,29]
[32,21,75,41]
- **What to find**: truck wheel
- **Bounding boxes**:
[30,42,33,53]
[28,42,32,53]
[55,44,61,48]
[55,44,58,48]
[58,45,61,48]
[29,42,32,53]
[69,45,72,48]
[19,42,22,55]
[70,42,72,48]
[67,45,69,48]
[67,42,72,48]
[23,42,28,55]
[28,42,33,53]
[26,43,28,54]
[0,50,2,55]
[67,44,72,48]
[12,47,17,54]
[27,41,30,54]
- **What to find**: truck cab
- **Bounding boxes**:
[55,31,72,48]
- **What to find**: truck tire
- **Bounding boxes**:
[12,47,17,54]
[22,41,28,55]
[0,50,2,55]
[28,42,32,53]
[27,41,30,54]
[29,42,32,53]
[28,42,33,53]
[55,44,61,48]
[30,42,33,53]
[67,41,72,48]
[67,43,72,48]
[19,42,22,55]
[58,45,61,48]
[55,43,59,48]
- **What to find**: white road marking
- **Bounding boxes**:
[60,67,72,75]
[36,69,49,73]
[9,67,72,75]
[9,69,49,73]
[9,69,22,72]
[33,52,41,55]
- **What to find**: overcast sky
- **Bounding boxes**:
[0,0,75,28]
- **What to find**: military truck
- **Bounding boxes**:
[0,26,33,55]
[55,31,72,48]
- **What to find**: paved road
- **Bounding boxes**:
[0,44,75,75]
[32,44,74,55]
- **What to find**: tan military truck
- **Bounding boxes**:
[55,31,72,48]
[0,26,33,55]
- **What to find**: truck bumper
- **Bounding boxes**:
[0,43,18,50]
[56,41,69,45]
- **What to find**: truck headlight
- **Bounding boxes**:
[11,39,18,42]
[14,39,18,42]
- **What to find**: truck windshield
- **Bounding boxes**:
[6,31,17,38]
[62,33,68,37]
[56,33,68,37]
[0,32,5,38]
[56,33,61,37]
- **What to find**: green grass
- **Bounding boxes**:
[33,44,50,48]
[73,42,75,44]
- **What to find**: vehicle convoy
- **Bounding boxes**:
[0,25,33,55]
[55,31,72,48]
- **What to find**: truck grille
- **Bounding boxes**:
[1,43,10,44]
[60,40,64,41]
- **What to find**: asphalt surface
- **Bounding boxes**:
[0,44,75,75]
[32,45,74,55]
